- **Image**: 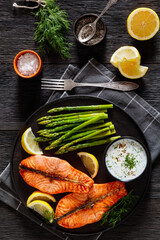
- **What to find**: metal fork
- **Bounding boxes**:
[41,78,139,91]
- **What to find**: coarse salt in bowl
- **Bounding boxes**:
[13,50,42,78]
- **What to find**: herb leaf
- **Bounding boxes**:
[124,153,136,170]
[33,0,71,59]
[100,190,139,227]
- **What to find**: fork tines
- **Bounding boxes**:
[41,78,65,90]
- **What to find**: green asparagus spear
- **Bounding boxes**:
[37,128,115,145]
[37,123,79,134]
[56,136,121,154]
[57,130,96,143]
[55,126,112,154]
[38,131,67,138]
[37,122,109,138]
[37,120,105,135]
[38,113,107,125]
[45,114,108,128]
[45,113,108,150]
[43,130,95,141]
[35,137,53,142]
[54,128,116,147]
[77,122,112,132]
[85,128,116,140]
[37,110,108,122]
[48,104,113,113]
[37,115,57,122]
[109,124,115,130]
[35,124,115,144]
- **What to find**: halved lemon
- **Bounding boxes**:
[118,58,148,79]
[26,191,56,206]
[77,152,99,178]
[27,200,54,223]
[110,46,141,68]
[127,8,160,40]
[21,127,43,155]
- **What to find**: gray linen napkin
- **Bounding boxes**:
[0,58,160,240]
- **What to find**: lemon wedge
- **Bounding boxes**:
[21,127,43,155]
[26,191,56,206]
[27,200,54,223]
[127,8,160,40]
[77,152,99,178]
[118,58,148,79]
[110,46,141,68]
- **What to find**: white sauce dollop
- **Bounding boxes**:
[105,138,147,181]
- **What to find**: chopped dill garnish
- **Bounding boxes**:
[100,190,138,227]
[33,0,71,59]
[124,153,136,170]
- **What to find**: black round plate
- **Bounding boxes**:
[11,95,151,236]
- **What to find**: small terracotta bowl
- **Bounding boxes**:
[13,50,42,78]
[73,13,106,46]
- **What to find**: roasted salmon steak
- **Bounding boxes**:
[55,181,127,229]
[19,155,94,194]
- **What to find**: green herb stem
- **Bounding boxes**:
[100,190,138,227]
[33,0,71,59]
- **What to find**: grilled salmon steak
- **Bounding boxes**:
[55,181,127,229]
[19,155,94,194]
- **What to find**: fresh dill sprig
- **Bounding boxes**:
[124,153,136,170]
[43,211,56,224]
[100,190,139,227]
[33,0,71,59]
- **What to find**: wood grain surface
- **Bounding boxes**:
[0,0,160,239]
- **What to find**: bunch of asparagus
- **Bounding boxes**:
[36,104,120,154]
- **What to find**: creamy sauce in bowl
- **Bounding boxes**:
[105,138,148,181]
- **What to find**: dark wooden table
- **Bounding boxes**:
[0,0,160,239]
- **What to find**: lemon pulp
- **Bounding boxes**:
[27,200,54,223]
[118,58,148,79]
[110,46,141,68]
[77,152,99,178]
[21,127,43,155]
[127,8,160,40]
[27,191,56,206]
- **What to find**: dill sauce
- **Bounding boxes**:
[105,138,147,181]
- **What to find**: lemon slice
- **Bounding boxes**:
[26,191,56,206]
[127,8,160,40]
[110,46,141,68]
[27,200,54,223]
[118,58,148,79]
[21,127,43,155]
[77,152,99,178]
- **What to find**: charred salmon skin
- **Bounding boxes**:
[19,155,94,194]
[55,181,127,229]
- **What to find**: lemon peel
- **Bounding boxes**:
[27,191,56,206]
[127,7,160,40]
[77,152,99,178]
[110,46,141,68]
[21,127,43,155]
[27,200,54,223]
[118,58,148,79]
